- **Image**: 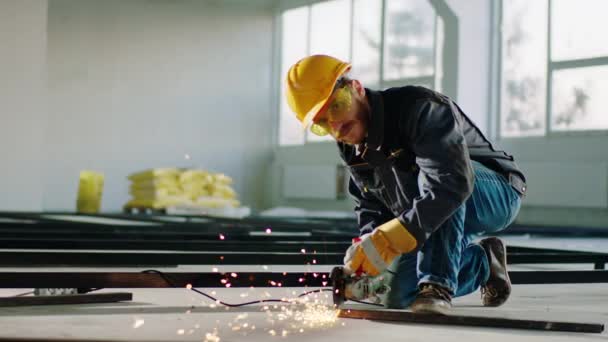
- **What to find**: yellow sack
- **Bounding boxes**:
[130,178,180,189]
[77,170,104,214]
[179,170,213,184]
[129,187,183,200]
[128,168,180,182]
[124,195,192,209]
[195,196,240,208]
[181,182,210,199]
[209,184,237,199]
[213,173,233,185]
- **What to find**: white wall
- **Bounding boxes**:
[44,0,275,211]
[446,0,491,134]
[0,0,48,211]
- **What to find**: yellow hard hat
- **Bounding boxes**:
[285,55,352,129]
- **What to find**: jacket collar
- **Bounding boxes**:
[337,88,386,164]
[361,88,384,152]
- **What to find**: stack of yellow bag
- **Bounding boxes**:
[124,168,191,209]
[183,171,240,208]
[124,168,240,210]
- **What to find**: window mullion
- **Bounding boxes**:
[349,0,354,62]
[490,0,502,140]
[273,10,283,148]
[551,56,608,70]
[545,0,552,136]
[379,0,387,88]
[432,14,438,89]
[304,5,313,143]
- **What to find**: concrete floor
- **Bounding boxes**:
[0,237,607,342]
[0,275,606,341]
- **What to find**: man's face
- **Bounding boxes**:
[310,80,369,145]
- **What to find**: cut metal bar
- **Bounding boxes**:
[337,307,604,333]
[0,251,344,266]
[0,249,607,267]
[0,227,355,242]
[507,246,596,254]
[0,238,353,253]
[0,272,330,288]
[0,292,132,307]
[6,212,608,237]
[0,212,359,236]
[0,339,136,342]
[3,234,608,260]
[2,270,608,288]
[0,339,144,342]
[508,253,608,265]
[509,270,608,284]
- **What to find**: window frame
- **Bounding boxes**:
[495,0,608,140]
[276,0,440,146]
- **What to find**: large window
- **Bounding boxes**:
[278,0,440,146]
[383,0,435,82]
[500,0,608,137]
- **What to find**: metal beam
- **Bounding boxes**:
[0,238,352,253]
[0,249,607,267]
[0,292,132,307]
[338,307,604,333]
[3,212,608,270]
[0,251,342,267]
[509,270,608,284]
[2,270,608,288]
[0,246,608,269]
[0,272,331,288]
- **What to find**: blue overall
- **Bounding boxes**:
[384,161,522,308]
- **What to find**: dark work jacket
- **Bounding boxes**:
[338,86,526,246]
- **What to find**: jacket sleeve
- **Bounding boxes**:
[348,176,393,236]
[397,98,474,239]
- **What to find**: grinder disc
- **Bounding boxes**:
[330,266,346,307]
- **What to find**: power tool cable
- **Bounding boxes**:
[142,269,345,307]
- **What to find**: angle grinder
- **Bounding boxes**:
[330,266,392,307]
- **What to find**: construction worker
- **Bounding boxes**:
[285,55,526,314]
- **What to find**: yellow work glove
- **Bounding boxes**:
[343,218,418,276]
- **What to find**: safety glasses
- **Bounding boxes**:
[310,86,353,136]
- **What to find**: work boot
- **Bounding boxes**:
[410,283,452,315]
[479,237,511,307]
